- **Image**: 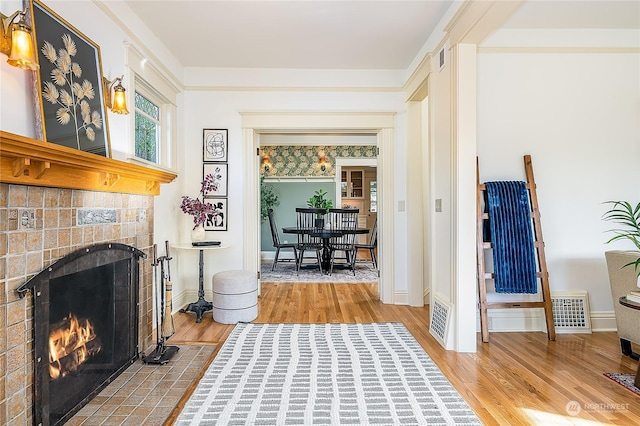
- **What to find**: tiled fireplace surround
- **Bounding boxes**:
[0,183,156,424]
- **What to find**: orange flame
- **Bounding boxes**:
[48,313,100,380]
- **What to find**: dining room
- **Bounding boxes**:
[258,134,378,285]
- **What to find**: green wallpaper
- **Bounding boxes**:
[261,145,376,177]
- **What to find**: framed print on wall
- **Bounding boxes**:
[203,163,228,197]
[30,0,111,157]
[203,129,228,162]
[204,198,227,231]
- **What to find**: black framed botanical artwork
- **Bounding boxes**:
[30,0,111,157]
[203,163,228,197]
[204,198,227,231]
[203,129,228,162]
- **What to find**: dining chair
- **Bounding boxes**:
[295,207,325,274]
[267,208,298,271]
[355,217,377,270]
[328,208,359,275]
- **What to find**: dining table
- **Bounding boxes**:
[282,226,369,273]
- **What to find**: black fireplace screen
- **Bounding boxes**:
[18,243,145,426]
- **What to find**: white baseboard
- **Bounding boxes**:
[589,311,617,332]
[261,251,295,261]
[476,308,547,333]
[475,309,617,333]
[174,289,618,334]
[394,291,408,305]
[173,289,213,314]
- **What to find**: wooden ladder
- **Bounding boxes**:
[476,155,556,343]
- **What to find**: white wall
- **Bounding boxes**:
[429,46,454,313]
[1,0,39,138]
[476,50,640,318]
[173,88,409,302]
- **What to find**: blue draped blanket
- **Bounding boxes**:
[485,181,537,294]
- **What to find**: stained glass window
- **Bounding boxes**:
[134,92,159,163]
[370,181,377,212]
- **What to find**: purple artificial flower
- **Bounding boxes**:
[180,173,222,229]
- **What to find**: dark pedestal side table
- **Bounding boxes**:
[174,244,229,323]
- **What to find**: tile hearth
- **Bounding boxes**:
[66,345,215,426]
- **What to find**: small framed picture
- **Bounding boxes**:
[203,129,228,162]
[204,198,227,231]
[203,163,228,197]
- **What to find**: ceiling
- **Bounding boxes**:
[123,0,640,70]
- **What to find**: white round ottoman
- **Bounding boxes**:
[211,270,258,324]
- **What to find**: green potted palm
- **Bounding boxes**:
[603,201,640,276]
[307,189,333,228]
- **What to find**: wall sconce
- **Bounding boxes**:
[102,76,129,114]
[0,8,39,70]
[262,156,271,173]
[319,156,327,172]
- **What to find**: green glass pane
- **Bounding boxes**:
[370,181,377,212]
[135,112,158,163]
[134,92,159,120]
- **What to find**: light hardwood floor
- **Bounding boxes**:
[167,283,640,425]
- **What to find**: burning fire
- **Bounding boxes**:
[49,313,101,380]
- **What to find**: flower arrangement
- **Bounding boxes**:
[180,173,222,229]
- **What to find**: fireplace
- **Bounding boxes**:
[18,243,146,426]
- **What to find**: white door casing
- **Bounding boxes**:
[241,112,395,303]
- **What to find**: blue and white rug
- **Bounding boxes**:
[176,323,481,425]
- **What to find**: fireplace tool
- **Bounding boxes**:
[161,240,176,338]
[143,243,179,364]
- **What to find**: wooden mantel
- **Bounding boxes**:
[0,131,176,196]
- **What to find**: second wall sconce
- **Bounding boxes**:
[319,156,327,172]
[262,156,271,173]
[0,8,39,70]
[102,76,129,114]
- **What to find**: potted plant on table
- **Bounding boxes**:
[307,189,333,228]
[603,200,640,279]
[180,173,222,241]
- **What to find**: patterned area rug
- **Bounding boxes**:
[260,261,378,283]
[176,323,481,425]
[604,372,640,396]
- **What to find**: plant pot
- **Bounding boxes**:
[191,226,206,242]
[315,218,324,229]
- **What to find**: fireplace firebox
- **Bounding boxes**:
[18,243,146,426]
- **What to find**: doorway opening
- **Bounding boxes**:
[258,136,378,284]
[241,111,395,303]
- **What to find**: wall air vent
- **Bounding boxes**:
[551,292,591,333]
[429,296,451,345]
